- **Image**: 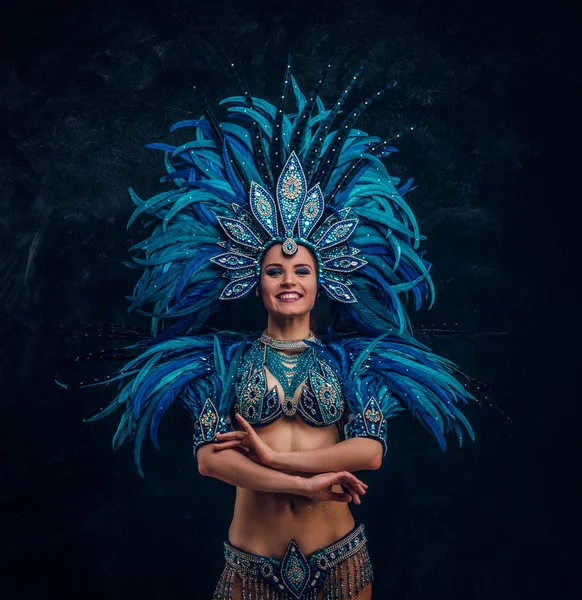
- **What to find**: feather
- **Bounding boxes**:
[76,65,480,477]
[288,59,334,156]
[313,80,399,193]
[304,63,367,184]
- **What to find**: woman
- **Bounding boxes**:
[81,60,476,600]
[199,242,380,599]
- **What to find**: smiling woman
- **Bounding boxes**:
[258,245,318,320]
[197,237,380,599]
[80,60,478,600]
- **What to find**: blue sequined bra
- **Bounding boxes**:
[191,339,388,457]
[234,340,345,428]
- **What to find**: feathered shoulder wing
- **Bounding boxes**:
[315,333,476,452]
[84,332,251,476]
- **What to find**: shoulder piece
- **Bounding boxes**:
[314,334,476,456]
[84,332,252,476]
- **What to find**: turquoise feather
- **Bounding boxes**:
[76,66,480,475]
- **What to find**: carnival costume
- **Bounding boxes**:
[76,59,477,600]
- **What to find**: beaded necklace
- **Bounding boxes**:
[260,330,317,351]
[264,345,314,416]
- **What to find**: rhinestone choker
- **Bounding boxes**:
[260,330,318,351]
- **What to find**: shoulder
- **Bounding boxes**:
[234,338,263,380]
[238,338,262,362]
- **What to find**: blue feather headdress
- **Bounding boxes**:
[68,60,480,476]
[211,151,367,303]
[128,60,430,336]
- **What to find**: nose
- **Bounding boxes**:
[281,269,297,286]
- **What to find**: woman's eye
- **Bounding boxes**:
[265,269,282,276]
[296,269,311,275]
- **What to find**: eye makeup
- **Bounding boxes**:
[264,266,313,277]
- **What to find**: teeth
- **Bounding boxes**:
[278,293,301,299]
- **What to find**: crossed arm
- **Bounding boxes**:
[220,413,383,472]
[196,442,368,503]
[196,413,381,503]
[269,437,383,472]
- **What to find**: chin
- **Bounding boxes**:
[273,307,309,318]
[269,299,312,317]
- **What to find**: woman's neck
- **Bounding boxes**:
[266,315,311,340]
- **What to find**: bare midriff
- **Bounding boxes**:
[227,411,355,557]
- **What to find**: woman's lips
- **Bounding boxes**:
[276,292,303,302]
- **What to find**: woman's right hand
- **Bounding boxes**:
[299,472,367,504]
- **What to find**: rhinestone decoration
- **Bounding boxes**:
[282,237,298,255]
[323,244,360,259]
[282,175,302,199]
[199,398,220,440]
[321,268,351,284]
[309,213,336,245]
[217,217,263,250]
[260,330,318,351]
[317,219,359,250]
[362,397,386,435]
[323,255,368,273]
[233,338,344,428]
[250,181,279,237]
[265,346,314,414]
[223,266,255,280]
[210,252,257,270]
[344,396,388,457]
[234,344,281,426]
[211,152,366,303]
[220,523,371,600]
[192,399,234,454]
[281,540,310,599]
[258,202,271,216]
[221,276,258,300]
[277,153,306,235]
[282,396,298,416]
[200,411,217,428]
[309,370,344,424]
[321,280,357,303]
[297,184,324,239]
[238,369,266,421]
[303,200,318,218]
[365,407,382,422]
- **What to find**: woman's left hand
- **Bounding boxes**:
[214,413,276,467]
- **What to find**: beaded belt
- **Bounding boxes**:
[223,523,367,600]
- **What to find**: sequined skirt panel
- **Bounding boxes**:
[213,523,373,600]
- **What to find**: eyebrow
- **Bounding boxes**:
[264,263,313,269]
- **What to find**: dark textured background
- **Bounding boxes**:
[1,0,579,598]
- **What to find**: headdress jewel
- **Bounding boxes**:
[210,151,366,303]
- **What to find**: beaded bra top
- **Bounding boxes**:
[234,338,345,428]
